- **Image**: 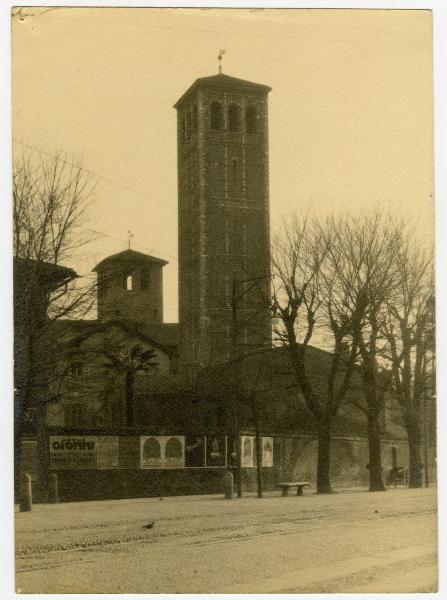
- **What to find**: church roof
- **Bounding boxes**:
[53,318,179,354]
[174,72,271,108]
[197,345,406,440]
[14,256,77,290]
[92,249,168,272]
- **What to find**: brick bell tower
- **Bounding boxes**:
[174,71,272,373]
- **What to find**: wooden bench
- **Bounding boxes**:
[276,481,310,497]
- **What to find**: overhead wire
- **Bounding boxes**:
[13,139,177,213]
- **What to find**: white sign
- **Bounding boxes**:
[240,436,274,467]
[140,436,185,469]
[97,436,119,469]
[241,436,255,467]
[262,437,274,467]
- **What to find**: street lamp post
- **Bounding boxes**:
[231,278,243,498]
[230,274,268,499]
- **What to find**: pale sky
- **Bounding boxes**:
[12,7,434,322]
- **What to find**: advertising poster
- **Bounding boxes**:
[185,436,206,467]
[205,435,226,467]
[140,436,185,468]
[118,436,140,469]
[96,436,119,469]
[241,435,255,467]
[164,436,184,467]
[140,436,163,468]
[226,435,238,468]
[262,437,274,467]
[49,436,97,470]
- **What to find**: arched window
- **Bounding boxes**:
[246,105,258,134]
[192,104,198,129]
[186,111,192,139]
[126,274,133,291]
[181,116,187,145]
[210,101,223,130]
[65,404,84,428]
[228,103,241,132]
[231,158,238,182]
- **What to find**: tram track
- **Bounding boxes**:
[16,507,435,574]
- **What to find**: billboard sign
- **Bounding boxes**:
[49,436,97,470]
[185,436,206,467]
[241,435,255,467]
[96,436,119,469]
[262,437,274,467]
[140,436,185,469]
[205,435,226,467]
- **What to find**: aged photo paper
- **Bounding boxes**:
[9,4,439,595]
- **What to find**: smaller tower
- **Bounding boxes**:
[93,249,167,324]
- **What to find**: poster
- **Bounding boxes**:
[164,436,184,467]
[140,436,185,468]
[205,435,226,467]
[262,437,274,467]
[185,436,206,467]
[119,436,140,469]
[226,435,238,468]
[96,436,119,469]
[49,436,97,470]
[241,435,255,467]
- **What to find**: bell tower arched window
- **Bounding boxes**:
[228,103,241,132]
[186,111,192,140]
[210,101,223,130]
[181,116,187,145]
[192,104,198,129]
[246,105,258,134]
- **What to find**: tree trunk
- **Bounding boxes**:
[14,327,33,495]
[252,396,263,498]
[367,410,385,491]
[254,430,263,498]
[125,371,134,427]
[406,409,423,488]
[317,416,333,494]
[36,400,49,489]
[14,394,24,498]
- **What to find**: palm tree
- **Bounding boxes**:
[103,343,158,427]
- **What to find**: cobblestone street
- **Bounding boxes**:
[15,487,437,594]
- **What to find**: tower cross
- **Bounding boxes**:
[127,230,134,249]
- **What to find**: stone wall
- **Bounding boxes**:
[24,432,437,502]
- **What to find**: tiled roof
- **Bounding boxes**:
[93,249,168,272]
[53,318,179,353]
[174,72,271,108]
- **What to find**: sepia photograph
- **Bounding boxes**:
[5,2,442,595]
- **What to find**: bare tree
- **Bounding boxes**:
[327,215,403,491]
[272,216,363,493]
[272,213,405,493]
[381,231,434,488]
[13,150,97,488]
